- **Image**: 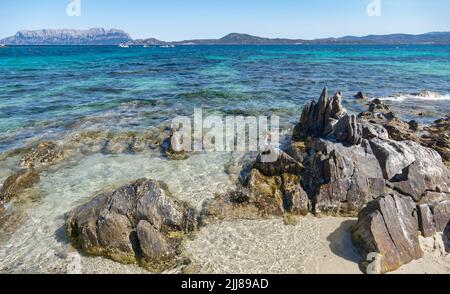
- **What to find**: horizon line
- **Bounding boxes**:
[2,28,450,42]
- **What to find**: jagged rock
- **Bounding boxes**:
[253,149,303,177]
[280,173,309,215]
[359,109,448,166]
[369,138,449,200]
[21,141,72,168]
[303,138,385,216]
[293,88,346,140]
[433,200,450,232]
[418,192,450,233]
[0,170,40,203]
[369,99,390,112]
[137,220,176,270]
[421,117,450,165]
[245,169,284,215]
[354,91,366,99]
[352,194,423,274]
[418,204,436,237]
[66,178,197,272]
[361,122,389,141]
[408,120,419,131]
[284,141,307,164]
[334,114,363,145]
[241,150,309,216]
[243,168,309,216]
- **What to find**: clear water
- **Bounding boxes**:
[0,45,449,273]
[1,45,450,152]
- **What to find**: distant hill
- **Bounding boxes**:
[2,29,450,45]
[1,28,131,45]
[171,32,450,45]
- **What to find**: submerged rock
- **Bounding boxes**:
[0,169,40,203]
[368,99,390,113]
[66,178,197,272]
[70,129,168,155]
[354,91,367,100]
[21,141,72,169]
[352,194,423,274]
[162,128,190,160]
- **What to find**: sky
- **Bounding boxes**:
[1,0,450,41]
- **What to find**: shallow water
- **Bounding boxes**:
[0,151,233,273]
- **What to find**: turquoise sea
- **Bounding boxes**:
[1,44,450,273]
[1,45,450,153]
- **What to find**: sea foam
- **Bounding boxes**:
[379,91,450,102]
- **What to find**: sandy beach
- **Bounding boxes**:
[186,216,450,274]
[29,215,448,274]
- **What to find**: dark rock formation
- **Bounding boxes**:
[352,194,423,274]
[368,99,390,113]
[334,114,363,145]
[303,138,386,216]
[359,107,449,166]
[293,88,346,140]
[369,139,448,200]
[417,191,450,236]
[408,120,419,131]
[241,150,309,216]
[66,178,197,272]
[0,170,40,203]
[291,88,448,218]
[421,117,450,165]
[354,91,367,100]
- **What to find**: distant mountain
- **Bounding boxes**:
[311,32,450,44]
[171,33,305,45]
[2,29,450,45]
[1,28,131,45]
[170,32,450,45]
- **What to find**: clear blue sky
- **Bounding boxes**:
[1,0,449,40]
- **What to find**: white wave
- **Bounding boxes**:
[379,91,450,102]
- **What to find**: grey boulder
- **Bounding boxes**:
[352,194,423,274]
[66,178,197,272]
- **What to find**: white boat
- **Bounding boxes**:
[118,43,129,48]
[0,44,6,48]
[143,45,150,48]
[160,45,175,48]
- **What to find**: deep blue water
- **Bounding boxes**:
[0,45,450,153]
